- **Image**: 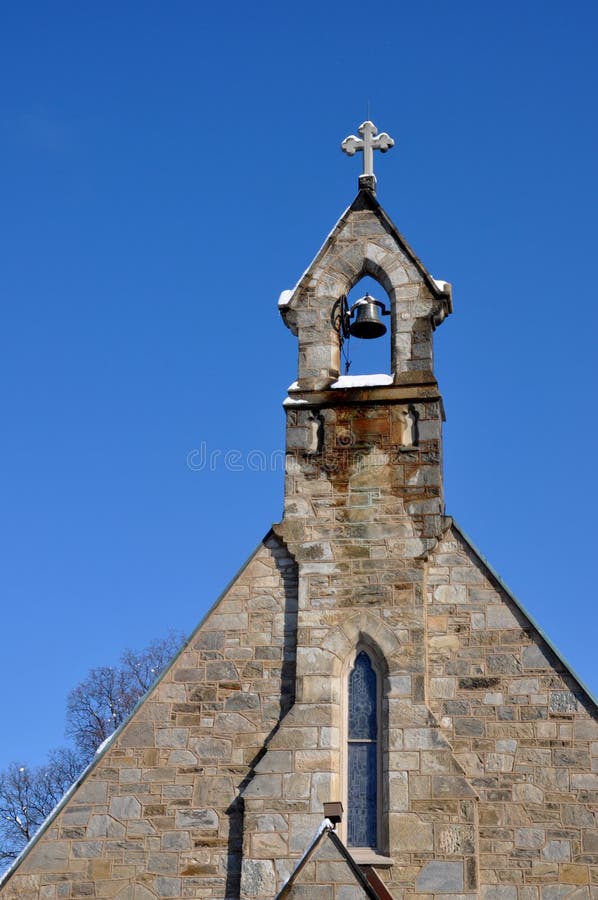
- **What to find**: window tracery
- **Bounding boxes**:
[347,650,378,848]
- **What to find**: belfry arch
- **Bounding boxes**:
[279,190,451,389]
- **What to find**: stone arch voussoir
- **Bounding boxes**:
[321,612,401,672]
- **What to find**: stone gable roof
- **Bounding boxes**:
[274,820,382,899]
[278,188,452,336]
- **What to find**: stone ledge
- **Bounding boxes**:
[350,849,393,867]
[284,383,441,409]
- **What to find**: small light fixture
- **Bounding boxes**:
[323,801,344,825]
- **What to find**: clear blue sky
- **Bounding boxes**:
[1,1,597,770]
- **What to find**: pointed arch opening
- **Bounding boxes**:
[343,642,386,854]
[342,277,392,377]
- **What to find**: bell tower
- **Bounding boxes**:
[277,120,452,551]
[256,125,473,882]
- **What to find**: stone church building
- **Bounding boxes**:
[2,122,598,900]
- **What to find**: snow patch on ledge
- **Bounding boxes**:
[287,374,394,393]
[433,278,449,292]
[332,373,394,388]
[278,289,294,308]
[96,733,115,755]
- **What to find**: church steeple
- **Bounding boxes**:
[278,121,452,545]
[266,125,467,869]
[279,123,452,392]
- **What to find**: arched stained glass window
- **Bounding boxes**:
[347,650,378,848]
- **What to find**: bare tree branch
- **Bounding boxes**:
[0,631,183,865]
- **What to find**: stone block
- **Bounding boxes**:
[486,753,514,772]
[415,861,464,892]
[62,806,91,826]
[454,717,484,737]
[575,719,598,740]
[286,886,334,899]
[21,843,70,874]
[225,691,261,711]
[296,647,337,674]
[147,853,179,876]
[481,888,517,900]
[516,828,545,849]
[388,674,412,696]
[243,774,283,799]
[337,886,370,899]
[174,808,218,830]
[542,840,571,861]
[389,771,408,811]
[289,814,324,852]
[549,691,579,714]
[207,613,248,631]
[76,780,108,804]
[167,750,197,766]
[486,606,520,629]
[214,712,253,733]
[430,677,455,698]
[153,877,181,897]
[300,676,339,703]
[87,815,126,838]
[431,775,477,798]
[284,773,312,799]
[295,750,334,773]
[87,859,112,879]
[253,814,288,833]
[252,831,288,857]
[241,859,277,898]
[433,584,467,605]
[155,727,189,748]
[118,722,155,748]
[389,813,433,851]
[255,751,292,774]
[161,832,190,850]
[484,692,503,705]
[560,865,589,885]
[109,797,142,820]
[404,727,448,750]
[572,774,598,790]
[436,824,475,855]
[522,644,552,669]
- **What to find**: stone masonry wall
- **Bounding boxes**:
[3,473,598,900]
[426,526,598,898]
[239,387,475,899]
[0,535,298,900]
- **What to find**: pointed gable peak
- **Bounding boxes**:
[278,185,452,389]
[279,189,451,335]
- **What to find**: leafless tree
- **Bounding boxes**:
[65,631,182,760]
[0,749,84,863]
[0,631,183,865]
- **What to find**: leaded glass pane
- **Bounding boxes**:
[347,742,377,847]
[349,651,377,739]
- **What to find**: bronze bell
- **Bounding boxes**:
[349,293,388,339]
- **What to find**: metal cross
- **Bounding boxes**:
[341,120,395,177]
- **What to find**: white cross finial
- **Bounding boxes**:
[341,120,395,183]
